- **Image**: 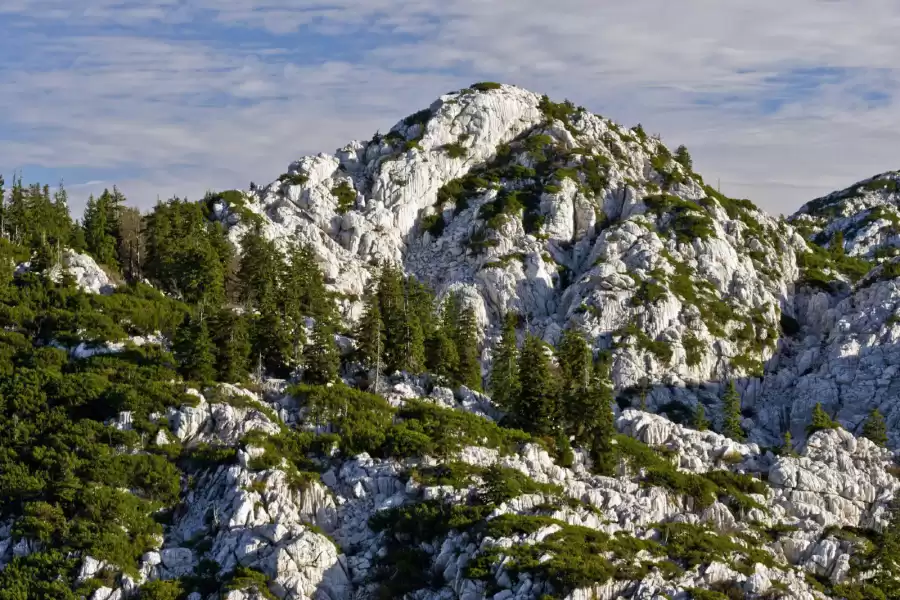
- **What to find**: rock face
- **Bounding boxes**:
[214,83,807,420]
[37,83,900,600]
[791,170,900,259]
[16,248,116,295]
[206,83,900,452]
[78,386,899,600]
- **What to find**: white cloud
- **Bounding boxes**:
[3,0,900,215]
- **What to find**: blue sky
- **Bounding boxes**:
[3,1,900,217]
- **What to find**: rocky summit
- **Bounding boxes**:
[4,82,900,600]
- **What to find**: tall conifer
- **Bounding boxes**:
[489,313,519,410]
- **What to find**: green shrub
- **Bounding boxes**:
[444,142,467,159]
[278,172,308,186]
[331,181,356,214]
[470,82,503,91]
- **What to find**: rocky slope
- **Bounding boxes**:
[211,83,818,435]
[9,82,900,600]
[20,380,895,600]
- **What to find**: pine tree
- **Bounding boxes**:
[862,409,888,447]
[454,301,481,390]
[173,311,216,383]
[808,402,838,435]
[303,320,340,385]
[721,381,745,441]
[489,313,519,411]
[693,404,709,431]
[516,335,558,435]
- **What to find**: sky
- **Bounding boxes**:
[3,1,900,218]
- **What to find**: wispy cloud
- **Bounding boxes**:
[2,0,900,216]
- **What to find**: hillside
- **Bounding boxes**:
[0,83,899,600]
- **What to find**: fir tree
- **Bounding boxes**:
[721,381,745,441]
[173,311,216,383]
[585,359,616,476]
[516,335,558,435]
[808,402,838,435]
[693,404,709,431]
[862,409,888,447]
[303,320,340,385]
[489,313,519,411]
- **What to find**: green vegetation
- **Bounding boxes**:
[862,409,888,447]
[331,181,356,214]
[443,141,468,158]
[808,402,839,435]
[470,81,503,91]
[278,172,308,186]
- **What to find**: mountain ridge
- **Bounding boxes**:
[3,81,900,600]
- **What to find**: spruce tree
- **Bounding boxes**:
[516,335,558,435]
[237,225,281,309]
[489,313,519,411]
[454,301,481,390]
[781,431,795,457]
[303,320,340,385]
[212,310,251,383]
[82,188,122,265]
[693,404,709,431]
[674,145,693,171]
[556,328,593,429]
[427,327,459,384]
[355,289,385,371]
[721,381,745,441]
[585,359,617,476]
[377,263,408,373]
[173,312,216,383]
[251,297,295,378]
[874,493,900,597]
[282,241,336,326]
[863,409,888,447]
[402,290,427,375]
[808,402,838,435]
